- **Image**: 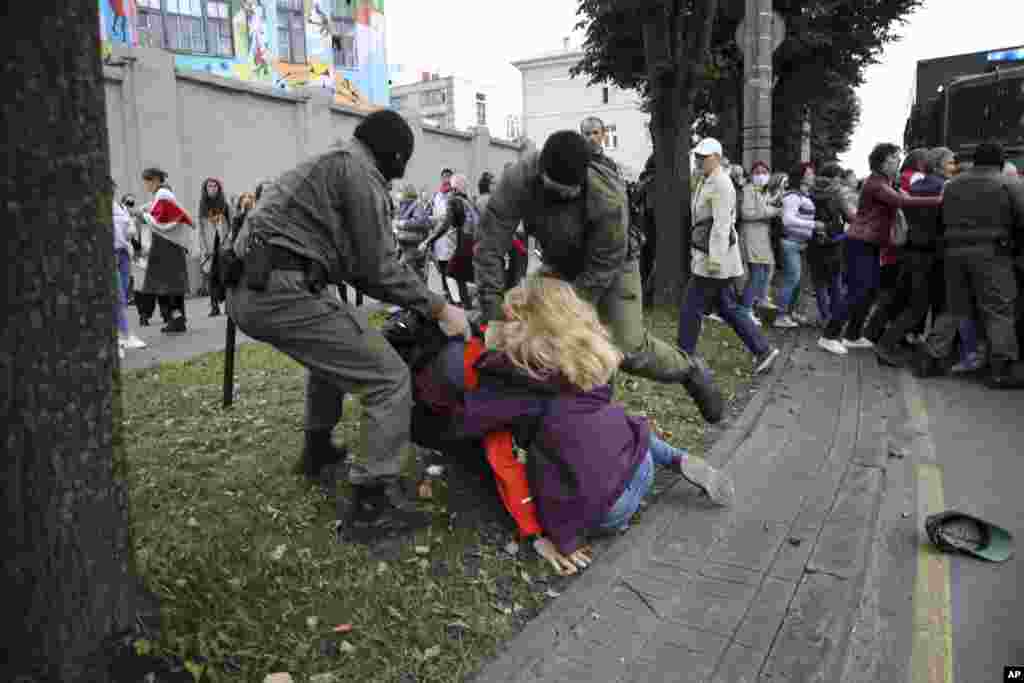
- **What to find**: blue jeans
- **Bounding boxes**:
[739,263,771,317]
[814,271,843,325]
[678,276,771,357]
[824,240,881,340]
[116,249,131,334]
[600,436,688,531]
[777,239,805,312]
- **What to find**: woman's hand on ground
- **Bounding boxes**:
[568,546,593,570]
[532,537,580,576]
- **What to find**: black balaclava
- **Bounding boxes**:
[539,131,591,187]
[354,110,415,181]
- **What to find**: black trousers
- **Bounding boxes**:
[135,293,185,322]
[879,250,938,349]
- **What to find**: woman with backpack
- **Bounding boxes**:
[808,163,855,329]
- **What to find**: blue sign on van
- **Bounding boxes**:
[987,47,1024,62]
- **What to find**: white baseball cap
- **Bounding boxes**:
[694,138,723,157]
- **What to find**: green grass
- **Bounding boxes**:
[122,306,759,682]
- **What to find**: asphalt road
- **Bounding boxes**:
[919,375,1024,681]
[860,371,1024,683]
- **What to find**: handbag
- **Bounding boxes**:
[890,208,909,247]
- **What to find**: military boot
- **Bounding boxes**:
[986,359,1024,389]
[335,479,431,543]
[296,430,349,481]
[677,355,725,424]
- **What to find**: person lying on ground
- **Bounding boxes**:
[436,276,736,564]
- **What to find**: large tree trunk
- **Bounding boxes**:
[3,3,139,680]
[643,0,720,307]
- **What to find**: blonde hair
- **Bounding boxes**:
[498,276,622,391]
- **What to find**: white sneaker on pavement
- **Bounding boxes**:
[773,315,799,329]
[122,334,148,350]
[843,337,874,349]
[818,337,849,355]
[749,312,763,327]
[705,313,724,324]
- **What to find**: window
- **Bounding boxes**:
[166,0,206,54]
[331,16,357,68]
[602,87,609,104]
[603,124,618,151]
[420,89,446,107]
[206,0,232,57]
[277,0,306,64]
[137,0,164,48]
[134,0,233,56]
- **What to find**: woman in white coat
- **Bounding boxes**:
[676,138,780,375]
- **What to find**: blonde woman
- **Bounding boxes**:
[454,276,734,566]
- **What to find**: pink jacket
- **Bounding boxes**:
[847,173,942,246]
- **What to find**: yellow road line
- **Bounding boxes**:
[904,375,953,683]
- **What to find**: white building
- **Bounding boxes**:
[512,40,652,180]
[390,72,496,133]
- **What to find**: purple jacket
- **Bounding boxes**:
[462,352,650,555]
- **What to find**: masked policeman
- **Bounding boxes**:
[473,130,723,422]
[227,110,470,536]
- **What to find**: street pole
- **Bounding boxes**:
[738,0,784,170]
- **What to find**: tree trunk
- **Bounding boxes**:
[643,0,720,307]
[3,3,139,680]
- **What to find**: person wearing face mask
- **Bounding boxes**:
[737,161,780,325]
[226,110,471,540]
[473,130,725,424]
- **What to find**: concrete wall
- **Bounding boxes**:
[103,43,526,292]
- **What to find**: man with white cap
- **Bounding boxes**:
[677,138,780,376]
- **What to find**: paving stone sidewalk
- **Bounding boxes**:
[473,328,899,683]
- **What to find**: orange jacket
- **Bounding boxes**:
[464,334,543,539]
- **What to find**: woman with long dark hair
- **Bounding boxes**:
[197,177,232,316]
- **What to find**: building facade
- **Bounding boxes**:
[98,0,390,110]
[512,44,652,180]
[390,74,496,133]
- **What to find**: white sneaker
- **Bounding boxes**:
[118,346,126,360]
[843,337,874,349]
[749,312,763,327]
[705,313,724,324]
[818,336,849,355]
[122,334,148,350]
[773,315,799,329]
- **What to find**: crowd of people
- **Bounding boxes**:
[111,106,1024,571]
[678,140,1024,388]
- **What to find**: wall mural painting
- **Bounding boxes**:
[100,0,387,110]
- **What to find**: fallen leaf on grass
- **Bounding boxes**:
[339,641,356,654]
[333,623,353,633]
[306,616,320,630]
[270,544,288,561]
[418,481,433,499]
[520,570,532,584]
[415,545,431,555]
[423,645,441,660]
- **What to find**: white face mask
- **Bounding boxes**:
[752,173,769,187]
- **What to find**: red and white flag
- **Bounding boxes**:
[143,188,195,253]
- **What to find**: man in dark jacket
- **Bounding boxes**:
[875,147,955,366]
[939,141,1024,388]
[473,131,724,423]
[227,110,471,536]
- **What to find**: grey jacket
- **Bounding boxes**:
[239,139,446,317]
[474,151,629,322]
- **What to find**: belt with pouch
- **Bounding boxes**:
[269,244,328,292]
